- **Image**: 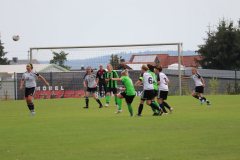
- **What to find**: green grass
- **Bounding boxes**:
[0,95,240,160]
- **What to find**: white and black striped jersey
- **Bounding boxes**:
[21,71,39,88]
[191,73,203,87]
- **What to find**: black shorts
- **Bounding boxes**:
[87,87,97,93]
[141,90,156,100]
[154,90,158,97]
[157,90,168,100]
[195,86,204,93]
[106,87,117,94]
[25,87,35,97]
[120,92,135,104]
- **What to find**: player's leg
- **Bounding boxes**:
[25,88,36,115]
[116,93,123,113]
[84,91,90,108]
[99,83,103,97]
[105,87,111,106]
[125,95,135,117]
[146,90,162,116]
[92,87,103,108]
[113,88,118,106]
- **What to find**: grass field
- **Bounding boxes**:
[0,95,240,160]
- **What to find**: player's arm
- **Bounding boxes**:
[135,74,143,86]
[83,79,87,88]
[20,79,25,90]
[95,77,99,87]
[200,77,205,87]
[38,74,49,86]
[111,78,121,81]
[157,74,160,85]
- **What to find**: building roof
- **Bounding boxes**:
[127,54,201,69]
[9,59,40,65]
[0,64,69,74]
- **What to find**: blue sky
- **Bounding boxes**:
[1,0,240,60]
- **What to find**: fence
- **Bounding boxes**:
[0,69,240,100]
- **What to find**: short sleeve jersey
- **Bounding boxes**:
[148,70,158,91]
[191,73,203,87]
[84,74,97,88]
[121,76,136,96]
[21,71,39,88]
[158,72,169,91]
[139,72,154,90]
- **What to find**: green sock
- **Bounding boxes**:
[105,95,110,104]
[127,104,133,116]
[117,98,122,110]
[114,96,118,105]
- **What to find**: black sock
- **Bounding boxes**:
[160,103,167,113]
[201,97,206,101]
[96,99,102,106]
[163,101,171,110]
[27,103,34,111]
[85,97,89,107]
[138,104,144,115]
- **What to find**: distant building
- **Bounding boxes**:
[126,54,201,70]
[9,57,40,65]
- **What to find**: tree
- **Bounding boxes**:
[109,54,120,70]
[0,38,9,65]
[197,19,240,70]
[50,51,70,70]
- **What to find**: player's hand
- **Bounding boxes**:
[203,84,205,87]
[46,82,50,86]
[20,86,23,90]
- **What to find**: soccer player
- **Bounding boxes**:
[136,64,161,116]
[191,67,211,105]
[155,66,173,114]
[135,65,162,116]
[104,64,119,107]
[111,69,136,116]
[20,63,49,115]
[83,66,103,109]
[96,64,106,97]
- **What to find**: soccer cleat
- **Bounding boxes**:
[136,114,142,117]
[105,103,109,107]
[152,113,159,116]
[206,101,211,106]
[169,107,174,113]
[30,111,36,116]
[115,110,122,114]
[83,106,89,109]
[99,105,103,108]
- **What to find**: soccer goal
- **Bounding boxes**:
[28,43,183,96]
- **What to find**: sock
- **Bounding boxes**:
[127,104,133,116]
[96,98,102,106]
[27,103,34,111]
[153,101,160,109]
[117,98,122,110]
[138,104,144,115]
[85,97,89,107]
[114,96,118,105]
[105,95,110,104]
[163,101,171,110]
[160,103,167,113]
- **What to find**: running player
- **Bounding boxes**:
[96,64,106,97]
[135,65,162,116]
[191,68,211,105]
[20,63,49,115]
[155,66,173,114]
[83,66,103,109]
[104,64,119,107]
[111,69,136,116]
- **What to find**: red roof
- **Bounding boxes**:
[127,54,201,68]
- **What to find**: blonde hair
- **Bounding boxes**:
[121,69,128,76]
[141,65,149,71]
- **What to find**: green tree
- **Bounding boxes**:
[0,38,9,65]
[197,19,240,70]
[50,51,70,70]
[109,54,120,70]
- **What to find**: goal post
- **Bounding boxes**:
[29,42,183,95]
